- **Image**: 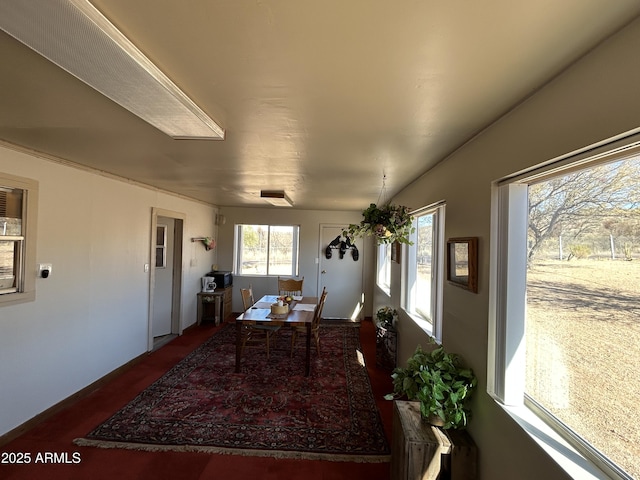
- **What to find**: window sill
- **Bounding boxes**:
[402,309,434,339]
[498,401,617,480]
[375,283,391,297]
[0,290,35,307]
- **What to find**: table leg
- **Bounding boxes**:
[235,322,242,373]
[305,322,311,376]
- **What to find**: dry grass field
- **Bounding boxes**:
[526,259,640,479]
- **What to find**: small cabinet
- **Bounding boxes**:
[197,286,232,325]
[376,323,397,370]
[391,401,477,480]
[217,285,233,321]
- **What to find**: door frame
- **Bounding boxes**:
[318,223,366,320]
[148,207,185,351]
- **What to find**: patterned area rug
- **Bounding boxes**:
[74,324,390,462]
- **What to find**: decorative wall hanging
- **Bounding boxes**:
[446,237,478,293]
[325,235,359,261]
[391,241,401,263]
[192,236,216,251]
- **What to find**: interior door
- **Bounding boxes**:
[152,216,174,337]
[318,224,364,320]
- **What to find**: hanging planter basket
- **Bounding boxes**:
[344,203,415,245]
[201,237,216,251]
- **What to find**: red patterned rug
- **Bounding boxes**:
[74,324,390,462]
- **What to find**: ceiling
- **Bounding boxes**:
[1,1,639,210]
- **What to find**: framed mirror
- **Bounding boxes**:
[446,237,478,293]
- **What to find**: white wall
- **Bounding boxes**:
[0,145,218,436]
[216,206,375,315]
[379,17,640,480]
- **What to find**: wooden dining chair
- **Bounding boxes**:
[290,287,327,358]
[278,276,304,297]
[239,285,280,358]
[240,285,255,311]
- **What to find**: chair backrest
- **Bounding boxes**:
[312,287,328,328]
[278,276,304,296]
[240,285,255,311]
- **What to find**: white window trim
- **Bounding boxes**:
[233,224,300,277]
[401,202,445,341]
[0,172,38,307]
[488,132,640,480]
[376,242,391,295]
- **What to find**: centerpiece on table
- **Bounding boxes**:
[343,203,415,245]
[271,295,293,315]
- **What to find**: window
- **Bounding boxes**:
[377,243,391,293]
[404,203,445,338]
[155,224,167,268]
[235,224,300,276]
[0,172,37,306]
[490,140,640,480]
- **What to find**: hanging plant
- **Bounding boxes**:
[202,237,216,251]
[344,203,415,244]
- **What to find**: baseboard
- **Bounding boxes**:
[0,351,148,447]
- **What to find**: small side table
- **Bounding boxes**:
[376,323,398,370]
[197,291,225,326]
[391,401,477,480]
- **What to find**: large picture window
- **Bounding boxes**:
[377,243,391,294]
[491,141,640,480]
[404,203,445,339]
[0,172,37,306]
[235,224,300,276]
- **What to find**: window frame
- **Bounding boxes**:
[402,203,445,340]
[0,172,38,307]
[233,224,300,277]
[489,135,640,480]
[155,224,167,268]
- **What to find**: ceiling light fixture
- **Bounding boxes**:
[260,190,293,207]
[0,0,225,140]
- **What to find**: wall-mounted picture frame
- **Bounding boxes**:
[446,237,478,293]
[391,241,401,263]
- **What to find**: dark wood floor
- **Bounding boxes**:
[0,318,394,480]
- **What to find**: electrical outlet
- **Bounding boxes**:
[38,263,52,278]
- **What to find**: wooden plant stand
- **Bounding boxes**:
[391,401,477,480]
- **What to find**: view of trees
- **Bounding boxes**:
[239,225,295,275]
[528,157,640,262]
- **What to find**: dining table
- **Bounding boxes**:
[235,295,318,376]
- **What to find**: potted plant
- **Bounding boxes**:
[375,306,397,329]
[344,203,415,244]
[384,343,477,429]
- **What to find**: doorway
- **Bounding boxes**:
[318,224,365,320]
[149,208,185,351]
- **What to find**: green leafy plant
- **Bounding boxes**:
[384,344,477,429]
[375,306,397,328]
[343,203,415,244]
